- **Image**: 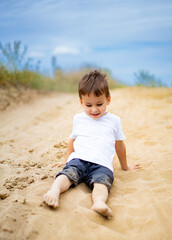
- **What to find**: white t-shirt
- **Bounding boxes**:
[67,112,126,172]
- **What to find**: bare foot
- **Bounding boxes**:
[92,201,113,218]
[43,190,60,208]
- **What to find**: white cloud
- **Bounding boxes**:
[1,0,171,85]
[52,46,79,55]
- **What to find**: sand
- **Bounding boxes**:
[0,87,172,240]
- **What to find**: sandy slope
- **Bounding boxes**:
[0,87,172,240]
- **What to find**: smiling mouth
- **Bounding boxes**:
[91,113,100,116]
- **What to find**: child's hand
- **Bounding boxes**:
[125,163,141,171]
[51,162,65,168]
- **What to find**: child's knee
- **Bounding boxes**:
[56,166,80,186]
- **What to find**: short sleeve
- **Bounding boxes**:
[115,117,126,141]
[70,115,77,139]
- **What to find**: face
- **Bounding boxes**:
[80,93,111,120]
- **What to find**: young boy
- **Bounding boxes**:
[43,70,140,218]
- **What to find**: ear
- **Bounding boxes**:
[79,98,83,105]
[107,96,111,105]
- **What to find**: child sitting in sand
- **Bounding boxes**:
[43,70,140,218]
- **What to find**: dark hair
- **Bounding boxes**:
[78,70,110,99]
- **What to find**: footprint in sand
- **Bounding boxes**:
[0,191,10,200]
[54,141,68,149]
[3,175,35,191]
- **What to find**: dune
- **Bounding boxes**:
[0,87,172,240]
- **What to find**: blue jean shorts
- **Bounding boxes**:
[56,158,114,192]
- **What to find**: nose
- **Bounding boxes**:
[91,106,98,113]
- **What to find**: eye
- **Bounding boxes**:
[86,104,92,107]
[97,103,103,106]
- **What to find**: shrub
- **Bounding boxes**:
[134,70,162,87]
[0,41,121,92]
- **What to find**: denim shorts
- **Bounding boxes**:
[56,158,114,192]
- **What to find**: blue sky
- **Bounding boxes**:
[0,0,172,85]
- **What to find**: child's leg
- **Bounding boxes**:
[91,183,113,218]
[43,174,72,208]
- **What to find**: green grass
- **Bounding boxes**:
[0,64,53,90]
[0,64,121,92]
[53,69,122,93]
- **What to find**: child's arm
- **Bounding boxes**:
[52,138,75,167]
[115,140,140,171]
[64,138,75,164]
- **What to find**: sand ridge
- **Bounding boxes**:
[0,87,172,240]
